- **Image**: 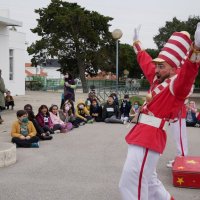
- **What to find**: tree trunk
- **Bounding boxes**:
[76,44,88,93]
[78,61,88,93]
[79,67,88,93]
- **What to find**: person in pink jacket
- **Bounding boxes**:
[49,104,73,133]
[119,24,200,200]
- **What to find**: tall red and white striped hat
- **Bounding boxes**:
[153,31,192,68]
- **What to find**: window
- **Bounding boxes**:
[9,49,14,80]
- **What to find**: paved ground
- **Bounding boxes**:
[0,91,200,200]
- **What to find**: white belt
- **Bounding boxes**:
[138,113,169,131]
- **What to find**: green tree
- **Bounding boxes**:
[153,16,200,86]
[118,43,138,78]
[154,16,200,50]
[27,0,114,92]
[153,17,185,50]
[118,44,159,79]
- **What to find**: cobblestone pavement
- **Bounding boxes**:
[0,91,200,200]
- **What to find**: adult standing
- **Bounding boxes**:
[119,23,200,200]
[0,69,7,124]
[61,72,76,109]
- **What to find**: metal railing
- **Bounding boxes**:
[95,84,140,103]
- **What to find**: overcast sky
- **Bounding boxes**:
[1,0,200,61]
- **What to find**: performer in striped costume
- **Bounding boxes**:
[119,23,200,200]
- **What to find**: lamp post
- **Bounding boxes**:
[112,29,123,94]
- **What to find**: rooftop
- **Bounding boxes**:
[0,16,22,27]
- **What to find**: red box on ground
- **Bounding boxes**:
[172,156,200,188]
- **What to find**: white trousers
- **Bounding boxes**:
[119,145,171,200]
[170,118,188,156]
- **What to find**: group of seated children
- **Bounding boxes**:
[11,103,75,148]
[11,92,141,148]
[102,94,141,124]
[85,91,141,124]
[186,100,200,127]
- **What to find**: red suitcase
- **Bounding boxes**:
[172,156,200,188]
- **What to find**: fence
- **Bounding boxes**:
[95,84,140,103]
[86,80,119,88]
[25,78,62,91]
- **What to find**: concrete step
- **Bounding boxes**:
[0,143,16,167]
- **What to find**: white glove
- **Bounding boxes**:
[133,25,141,42]
[194,22,200,48]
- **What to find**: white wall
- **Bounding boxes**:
[8,30,26,95]
[0,28,25,96]
[0,10,25,96]
[7,31,25,95]
[0,24,9,90]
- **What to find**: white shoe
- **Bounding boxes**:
[123,120,127,125]
[54,130,60,134]
[168,160,174,164]
[166,163,173,168]
[166,160,174,168]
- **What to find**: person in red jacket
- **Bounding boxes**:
[119,23,200,200]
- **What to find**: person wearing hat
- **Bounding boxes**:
[119,23,200,200]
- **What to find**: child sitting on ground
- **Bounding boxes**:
[90,99,103,122]
[110,92,119,106]
[130,101,141,123]
[120,94,132,124]
[24,104,53,140]
[186,100,198,127]
[49,104,73,133]
[5,91,14,110]
[36,105,55,134]
[102,96,123,124]
[85,91,101,111]
[11,110,39,148]
[76,100,93,125]
[59,100,79,128]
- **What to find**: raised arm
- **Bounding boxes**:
[132,26,156,84]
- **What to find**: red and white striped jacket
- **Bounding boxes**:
[126,50,199,153]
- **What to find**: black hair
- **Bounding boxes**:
[38,105,50,116]
[64,73,75,85]
[27,110,35,121]
[24,104,33,111]
[124,94,129,99]
[16,110,27,117]
[108,95,114,100]
[64,72,73,80]
[110,93,117,97]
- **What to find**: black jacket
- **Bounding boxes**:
[102,103,119,120]
[120,100,131,117]
[90,104,103,121]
